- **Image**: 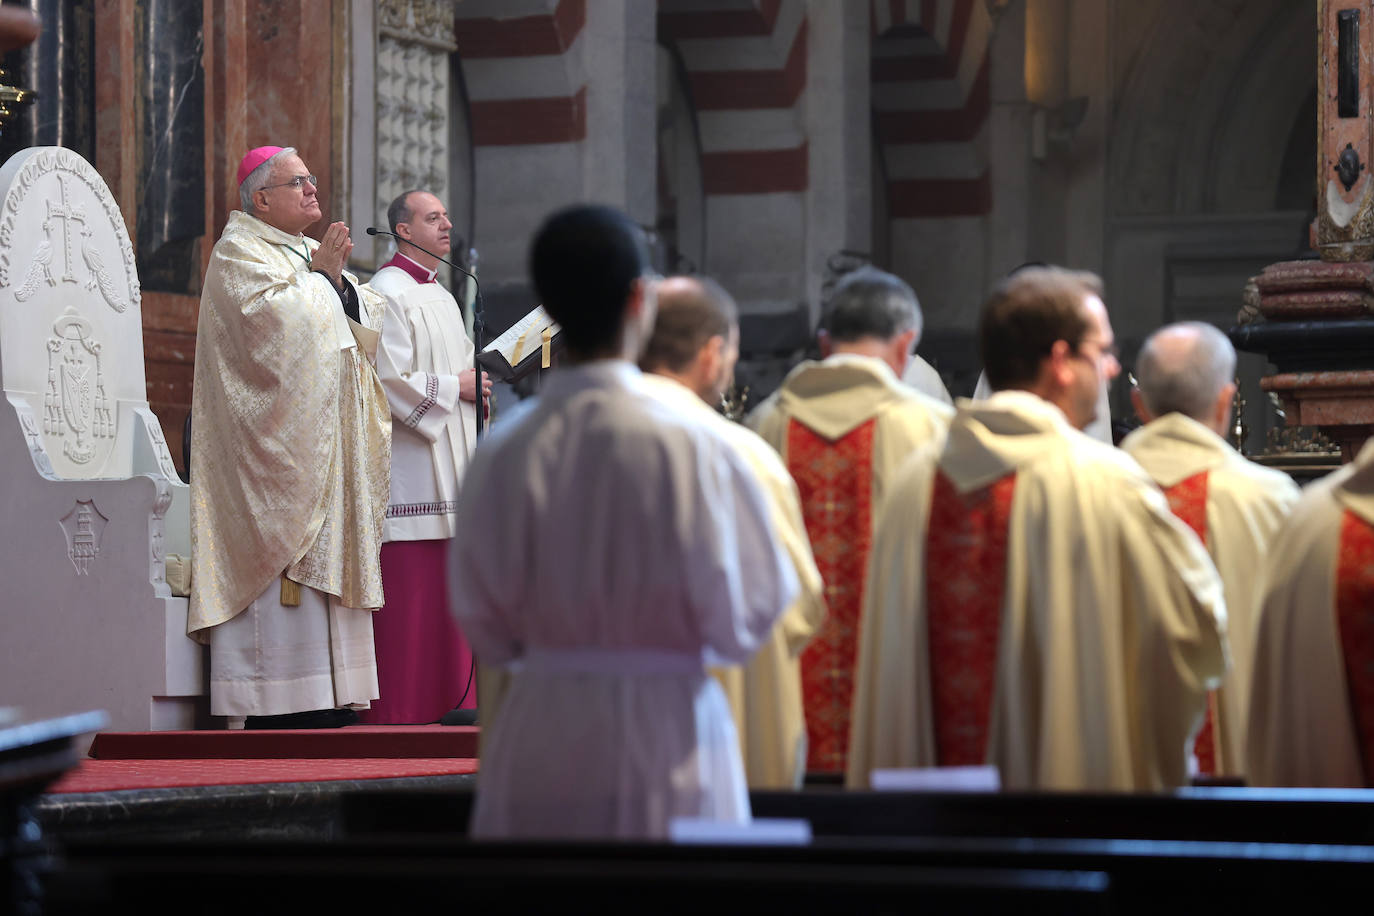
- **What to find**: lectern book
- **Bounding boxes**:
[477,305,563,382]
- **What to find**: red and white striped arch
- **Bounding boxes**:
[657,0,808,198]
[872,0,994,219]
[456,0,589,148]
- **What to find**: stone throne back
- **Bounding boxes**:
[0,147,202,737]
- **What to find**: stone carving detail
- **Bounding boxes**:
[17,407,55,477]
[150,480,171,583]
[379,0,456,51]
[59,498,108,575]
[376,24,450,229]
[0,147,139,314]
[143,411,180,481]
[44,307,116,465]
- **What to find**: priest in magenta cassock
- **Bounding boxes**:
[640,275,828,789]
[1247,438,1374,788]
[447,205,797,840]
[847,266,1228,791]
[747,266,951,777]
[1122,322,1299,779]
[361,189,489,725]
[188,146,391,728]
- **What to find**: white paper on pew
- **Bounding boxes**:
[668,817,812,846]
[869,766,1001,792]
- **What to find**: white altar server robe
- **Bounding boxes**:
[1247,441,1374,787]
[1121,413,1299,775]
[449,361,798,840]
[848,391,1228,791]
[642,374,827,789]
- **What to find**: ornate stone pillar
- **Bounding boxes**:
[1234,1,1374,462]
[373,0,455,262]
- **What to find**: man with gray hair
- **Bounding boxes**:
[189,145,391,729]
[748,265,951,777]
[1122,321,1299,778]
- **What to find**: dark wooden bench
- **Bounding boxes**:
[41,785,1374,914]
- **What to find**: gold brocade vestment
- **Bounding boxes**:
[188,210,391,639]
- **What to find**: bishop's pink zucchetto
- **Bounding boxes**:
[236,146,285,186]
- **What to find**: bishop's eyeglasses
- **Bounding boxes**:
[259,174,318,192]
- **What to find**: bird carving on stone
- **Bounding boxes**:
[82,241,127,312]
[14,238,52,301]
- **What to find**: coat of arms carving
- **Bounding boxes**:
[44,306,116,465]
[59,498,108,575]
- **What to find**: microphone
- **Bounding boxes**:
[365,226,479,292]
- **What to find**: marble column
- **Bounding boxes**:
[136,0,206,294]
[1234,1,1374,462]
[0,0,96,164]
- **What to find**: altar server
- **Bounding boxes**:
[448,205,797,839]
[641,275,827,789]
[362,189,489,725]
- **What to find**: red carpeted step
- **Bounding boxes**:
[46,757,479,793]
[88,725,479,760]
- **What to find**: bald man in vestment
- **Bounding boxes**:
[1122,322,1299,779]
[848,266,1227,790]
[641,276,827,789]
[188,146,391,728]
[748,266,951,777]
[1247,439,1374,787]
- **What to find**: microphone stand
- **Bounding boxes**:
[367,226,483,726]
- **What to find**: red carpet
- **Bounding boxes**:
[48,725,481,794]
[47,757,479,793]
[89,725,479,760]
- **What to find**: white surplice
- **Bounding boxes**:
[848,391,1228,791]
[368,260,477,542]
[901,355,954,405]
[642,374,827,789]
[1246,441,1374,788]
[448,361,798,840]
[1121,413,1300,775]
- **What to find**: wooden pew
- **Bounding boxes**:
[42,786,1374,914]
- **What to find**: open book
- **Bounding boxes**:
[477,305,563,382]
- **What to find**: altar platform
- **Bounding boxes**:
[35,725,480,845]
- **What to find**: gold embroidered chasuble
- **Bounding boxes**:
[188,210,392,639]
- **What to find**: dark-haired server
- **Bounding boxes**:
[447,205,797,840]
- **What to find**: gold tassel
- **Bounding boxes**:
[541,327,553,368]
[280,575,301,607]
